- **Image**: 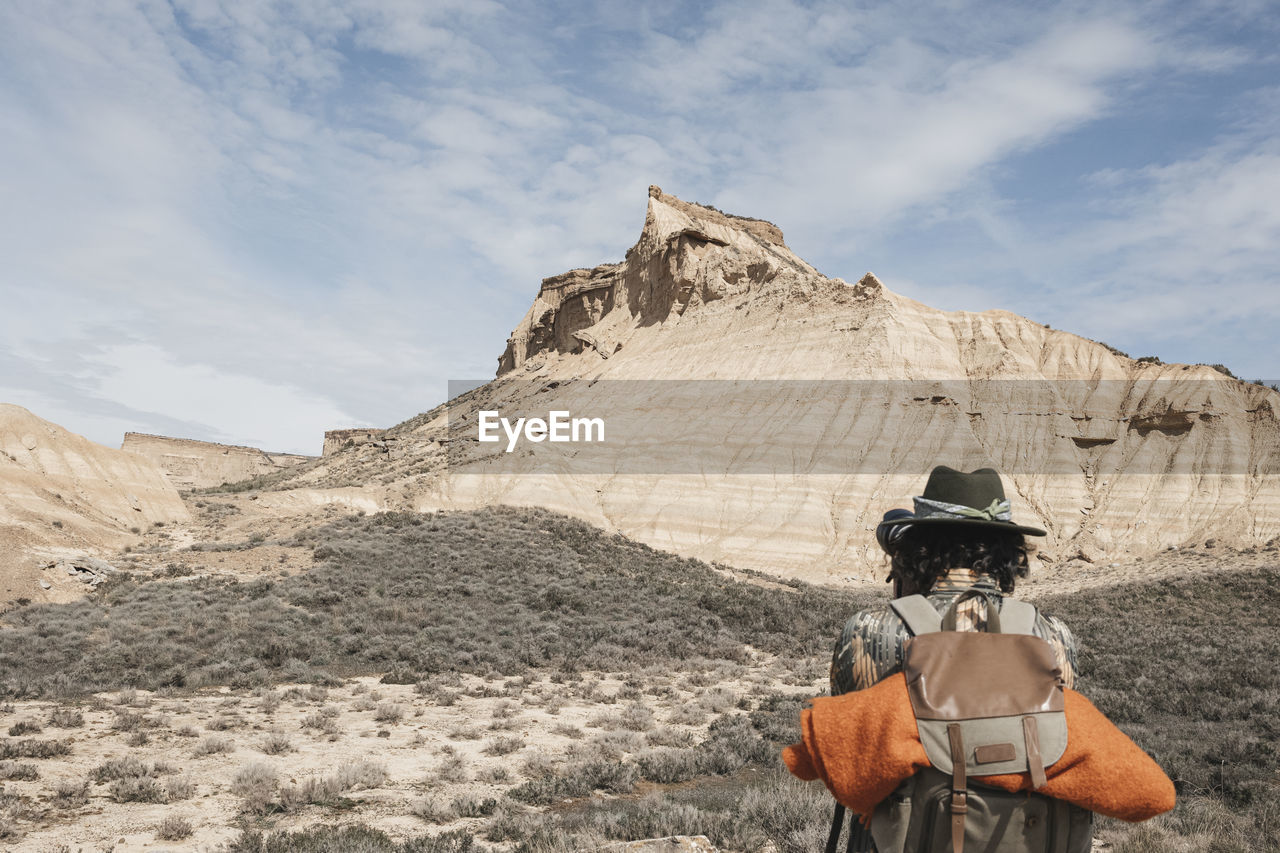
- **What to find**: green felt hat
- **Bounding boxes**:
[877,466,1047,538]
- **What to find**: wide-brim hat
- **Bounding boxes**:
[877,466,1047,538]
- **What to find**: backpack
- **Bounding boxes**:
[829,591,1093,853]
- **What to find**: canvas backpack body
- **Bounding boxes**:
[867,591,1093,853]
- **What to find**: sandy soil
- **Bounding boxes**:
[84,490,1280,600]
[2,665,818,852]
[3,491,1267,851]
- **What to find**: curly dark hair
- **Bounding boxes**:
[888,525,1030,594]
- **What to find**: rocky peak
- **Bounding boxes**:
[497,186,834,375]
[314,187,1280,581]
[643,184,788,247]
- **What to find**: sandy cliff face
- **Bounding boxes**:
[277,187,1280,581]
[121,432,314,490]
[0,405,190,600]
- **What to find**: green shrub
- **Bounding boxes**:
[0,738,71,759]
[1039,567,1280,849]
[258,732,292,755]
[508,759,637,805]
[450,796,497,818]
[482,735,523,756]
[0,508,869,698]
[226,825,478,852]
[47,708,83,728]
[110,776,167,803]
[52,779,89,808]
[0,761,37,781]
[231,762,278,814]
[90,756,152,782]
[156,815,194,841]
[194,735,235,755]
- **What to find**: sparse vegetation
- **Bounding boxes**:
[0,508,1272,849]
[227,825,478,852]
[90,755,155,782]
[0,508,867,698]
[258,731,293,755]
[52,779,90,808]
[194,734,235,755]
[0,761,37,781]
[109,775,168,803]
[231,761,279,814]
[0,738,71,759]
[278,761,387,811]
[482,735,523,756]
[47,708,83,728]
[167,774,197,801]
[373,702,404,723]
[156,814,194,841]
[1038,567,1280,850]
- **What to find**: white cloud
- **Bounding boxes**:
[710,18,1159,243]
[1,0,1275,455]
[91,344,357,452]
[1053,133,1280,371]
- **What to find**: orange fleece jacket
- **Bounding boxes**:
[782,672,1174,822]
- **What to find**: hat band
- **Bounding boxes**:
[912,496,1013,522]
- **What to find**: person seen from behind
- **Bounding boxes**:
[825,466,1086,852]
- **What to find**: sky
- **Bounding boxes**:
[1,0,1277,455]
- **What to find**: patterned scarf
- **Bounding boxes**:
[912,496,1012,522]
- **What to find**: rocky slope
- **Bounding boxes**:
[121,432,314,490]
[0,404,190,602]
[248,188,1280,581]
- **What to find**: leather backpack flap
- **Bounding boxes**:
[905,631,1068,778]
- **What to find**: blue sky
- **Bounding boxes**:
[1,0,1276,454]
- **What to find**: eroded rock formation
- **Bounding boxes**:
[121,433,314,490]
[322,428,386,458]
[273,187,1280,582]
[1,405,189,600]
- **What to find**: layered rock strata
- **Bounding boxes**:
[121,432,314,490]
[277,187,1280,581]
[1,405,190,599]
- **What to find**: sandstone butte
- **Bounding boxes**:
[260,186,1279,583]
[121,432,314,491]
[0,403,189,601]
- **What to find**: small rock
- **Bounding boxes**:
[39,580,51,590]
[1075,545,1102,564]
[81,556,117,574]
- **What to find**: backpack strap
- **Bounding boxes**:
[998,599,1038,636]
[825,802,845,853]
[890,595,942,635]
[947,723,968,853]
[940,590,1001,633]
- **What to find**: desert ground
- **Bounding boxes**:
[1,487,1276,852]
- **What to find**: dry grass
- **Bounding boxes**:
[0,507,865,698]
[0,510,1271,850]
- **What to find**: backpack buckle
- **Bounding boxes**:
[950,789,968,814]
